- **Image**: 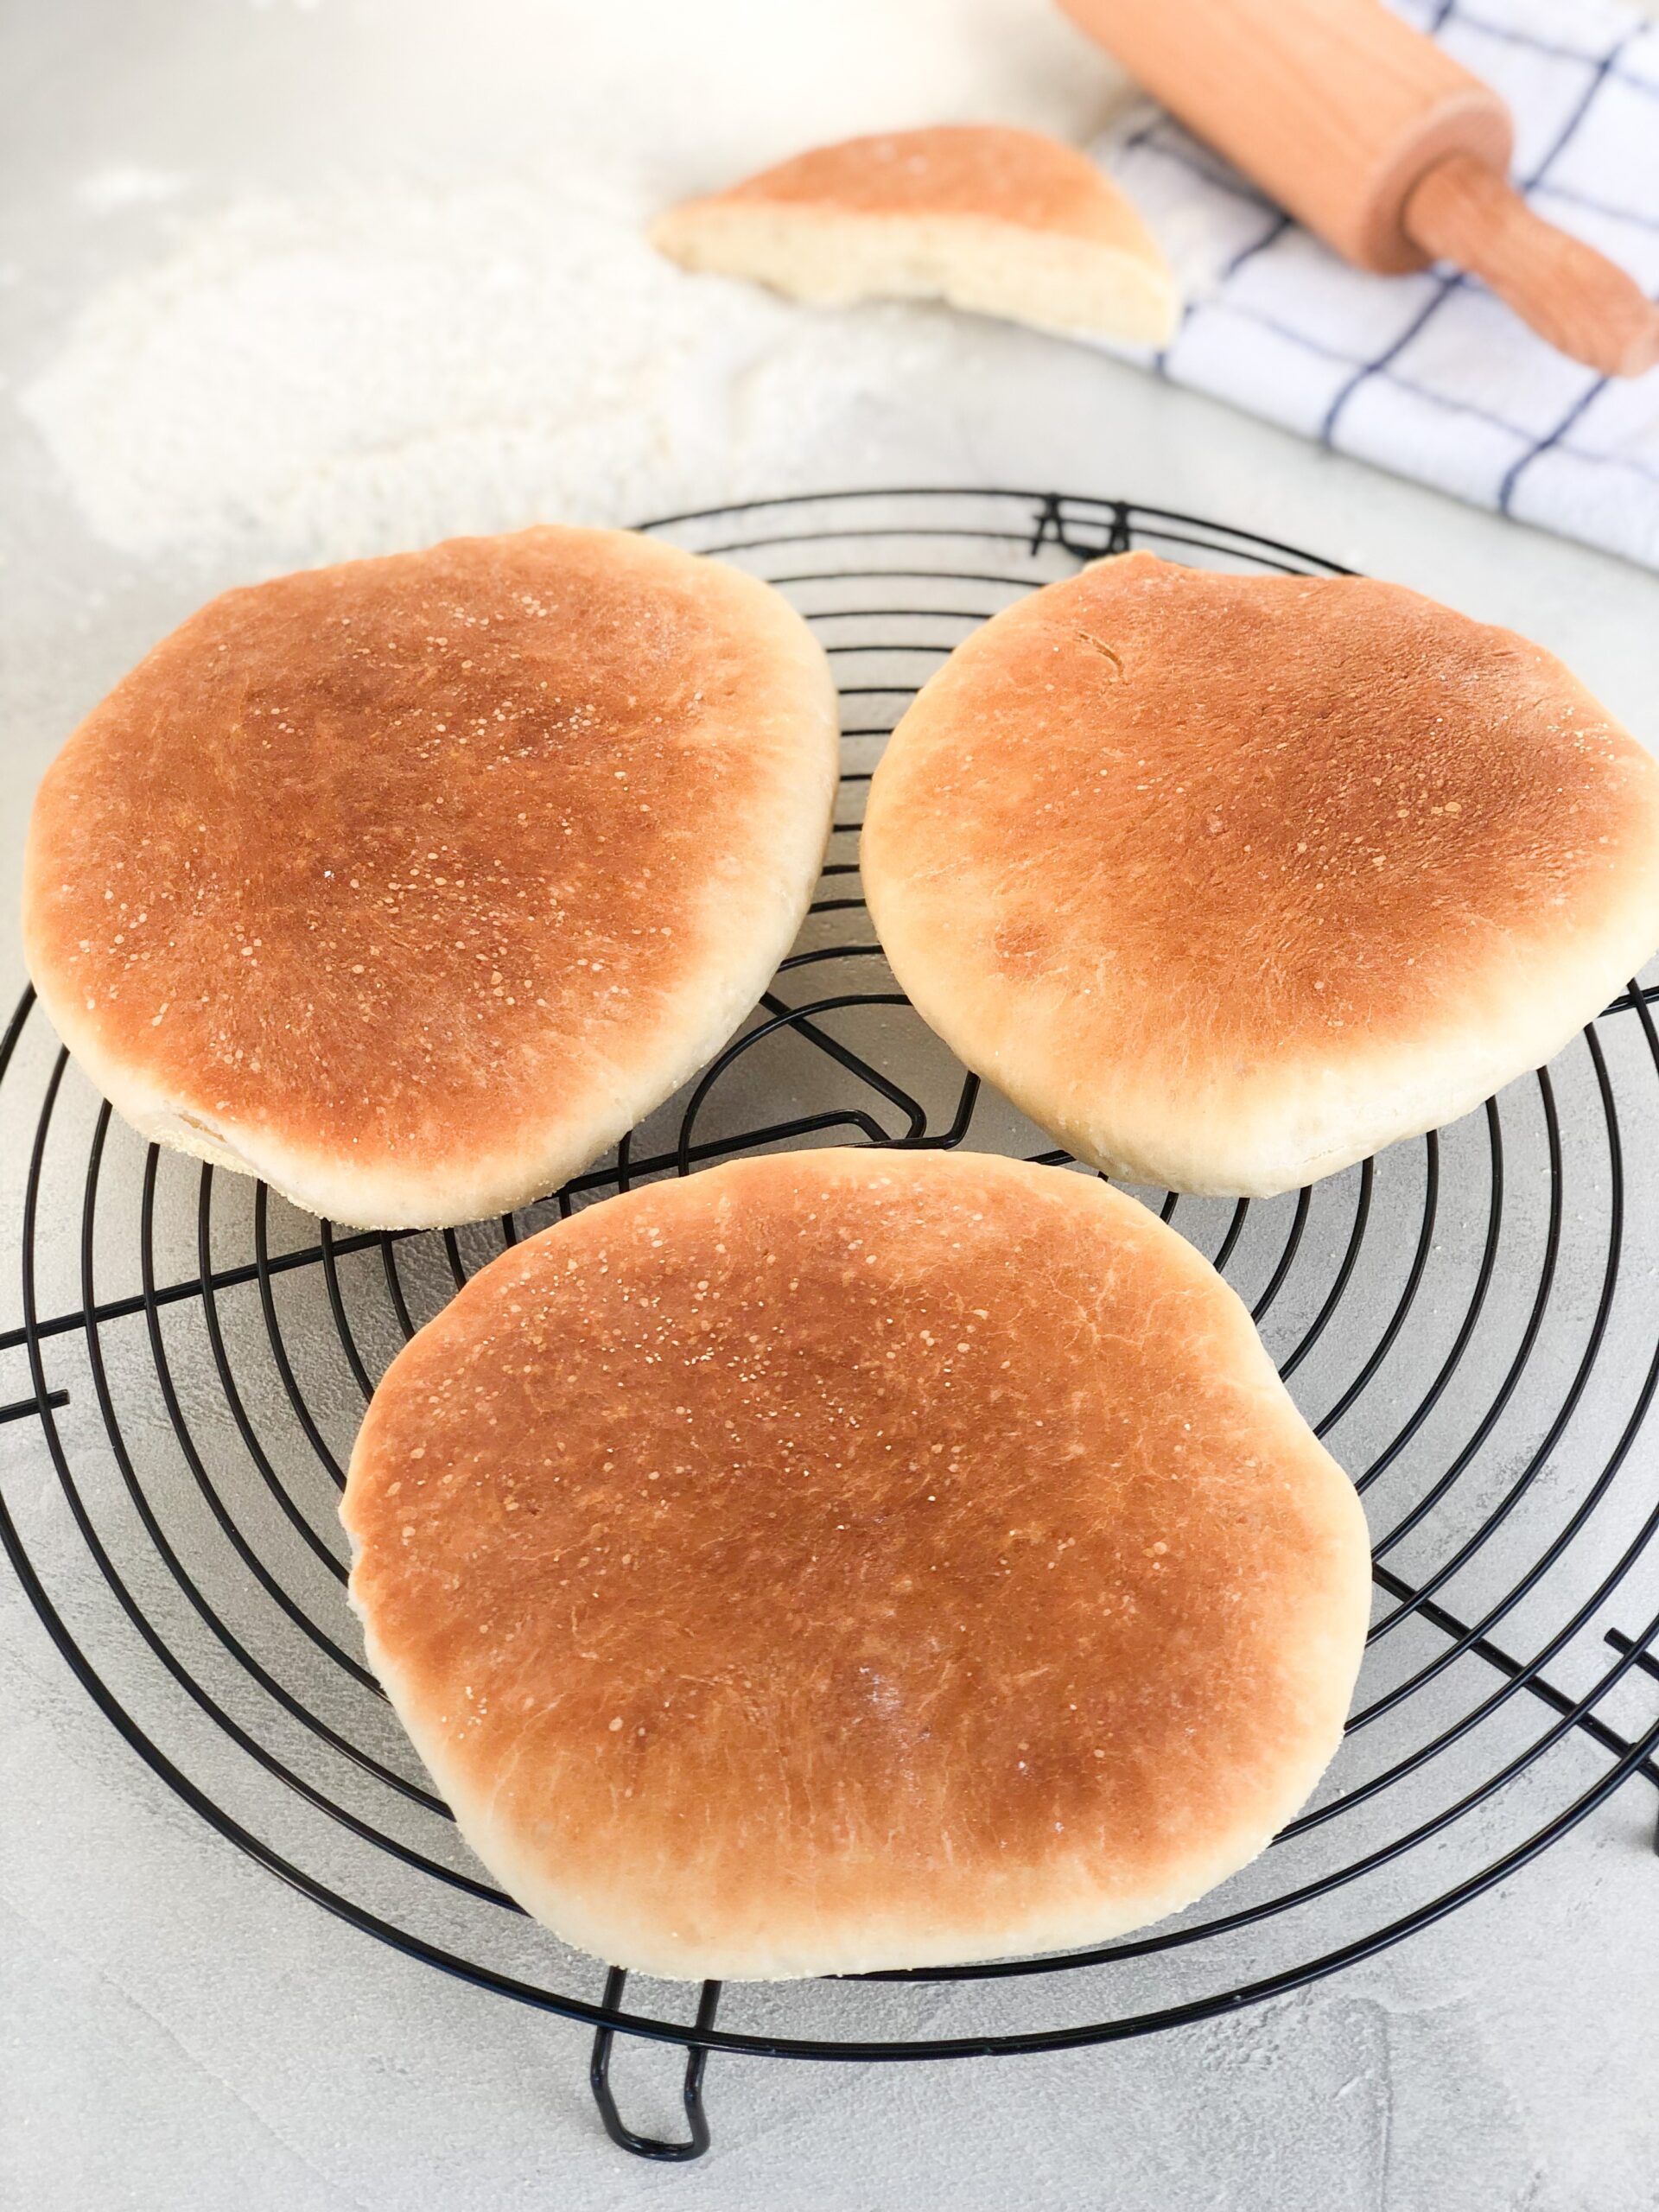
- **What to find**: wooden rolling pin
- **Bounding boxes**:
[1058,0,1659,377]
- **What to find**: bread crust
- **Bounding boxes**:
[22,528,839,1227]
[342,1147,1370,1980]
[863,553,1659,1196]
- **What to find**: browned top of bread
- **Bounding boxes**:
[342,1147,1370,1980]
[697,124,1153,249]
[22,528,836,1227]
[862,552,1659,1196]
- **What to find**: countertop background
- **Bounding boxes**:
[3,4,1658,2207]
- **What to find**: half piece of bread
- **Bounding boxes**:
[652,124,1179,346]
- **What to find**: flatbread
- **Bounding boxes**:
[652,124,1178,345]
[341,1147,1370,1980]
[862,552,1659,1196]
[22,527,838,1227]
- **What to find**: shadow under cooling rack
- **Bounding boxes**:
[3,489,1657,2158]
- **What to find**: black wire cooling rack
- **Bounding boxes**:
[3,488,1658,2165]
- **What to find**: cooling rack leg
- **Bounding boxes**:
[1601,1630,1659,1853]
[1027,491,1130,562]
[588,1971,721,2160]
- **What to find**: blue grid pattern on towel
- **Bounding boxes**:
[1093,0,1659,568]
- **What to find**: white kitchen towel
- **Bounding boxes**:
[1092,0,1659,568]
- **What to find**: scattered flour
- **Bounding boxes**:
[22,177,946,561]
[72,166,187,215]
[18,0,1123,567]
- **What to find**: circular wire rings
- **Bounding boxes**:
[3,490,1656,2068]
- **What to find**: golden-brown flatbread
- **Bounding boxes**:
[342,1147,1370,1980]
[862,552,1659,1196]
[652,124,1178,345]
[22,528,838,1227]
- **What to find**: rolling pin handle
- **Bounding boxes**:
[1401,153,1659,378]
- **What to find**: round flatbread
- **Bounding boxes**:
[861,552,1659,1196]
[22,527,837,1227]
[341,1147,1370,1980]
